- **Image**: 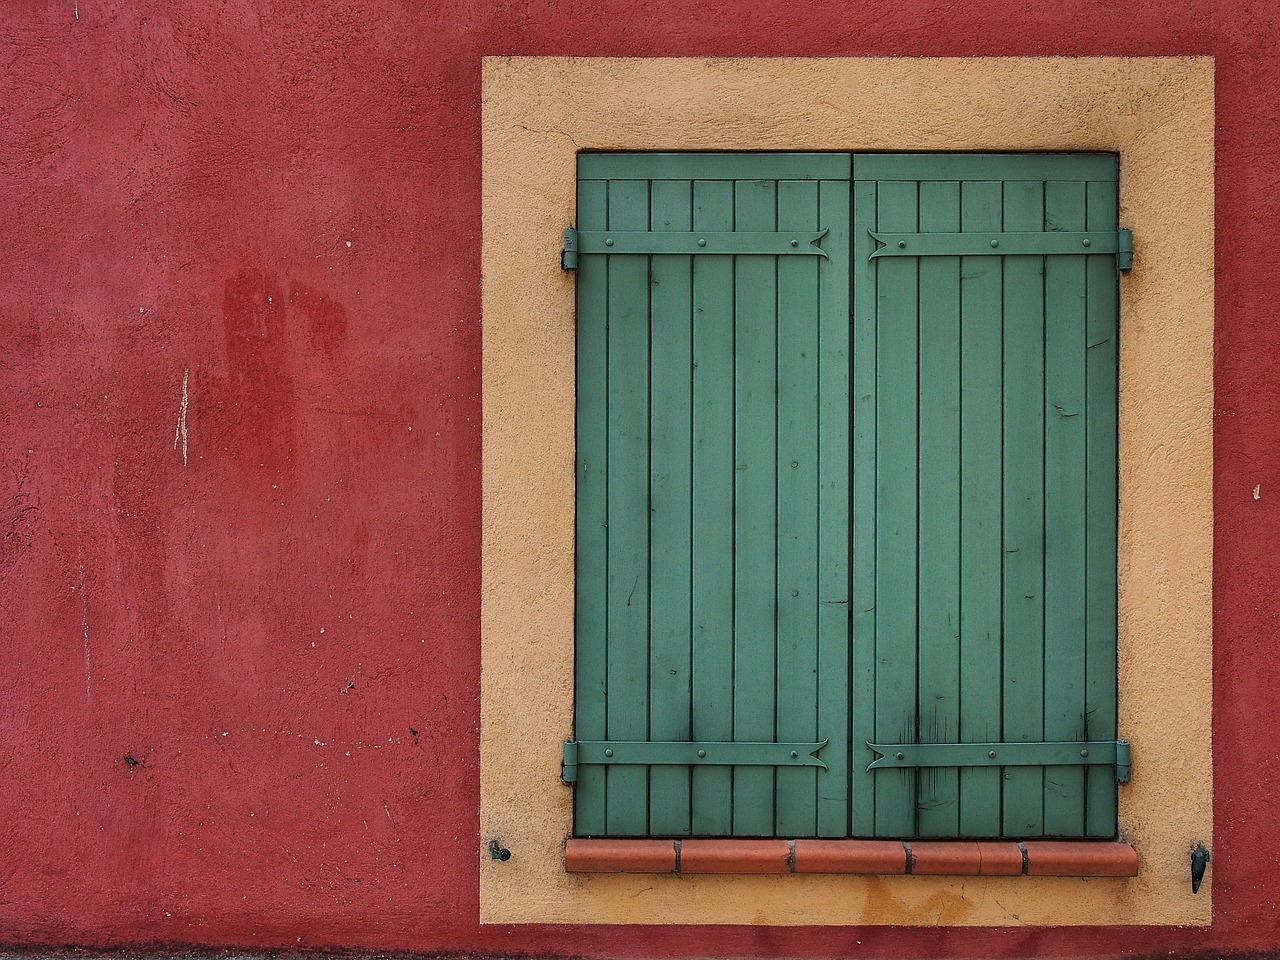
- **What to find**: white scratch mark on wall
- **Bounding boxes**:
[74,0,79,20]
[1254,484,1261,501]
[77,535,91,699]
[172,367,189,466]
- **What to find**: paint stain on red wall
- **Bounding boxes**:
[212,263,301,497]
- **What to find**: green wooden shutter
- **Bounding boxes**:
[573,153,852,838]
[850,153,1120,839]
[571,151,1121,842]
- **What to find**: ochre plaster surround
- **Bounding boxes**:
[480,56,1214,925]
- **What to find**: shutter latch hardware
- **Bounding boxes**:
[562,739,828,784]
[867,739,1132,783]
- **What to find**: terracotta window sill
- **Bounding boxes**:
[564,839,1138,877]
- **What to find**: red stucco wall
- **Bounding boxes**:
[1,1,1277,956]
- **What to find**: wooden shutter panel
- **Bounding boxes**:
[573,153,852,838]
[850,153,1120,839]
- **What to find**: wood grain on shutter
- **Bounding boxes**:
[604,178,651,836]
[690,178,736,836]
[732,176,780,836]
[850,178,879,839]
[916,179,962,838]
[851,153,1119,839]
[872,178,920,839]
[1084,179,1120,839]
[648,179,694,836]
[957,178,1004,839]
[574,177,609,838]
[815,177,852,837]
[1001,178,1047,837]
[575,152,1117,840]
[775,179,821,838]
[1043,179,1089,838]
[574,154,851,838]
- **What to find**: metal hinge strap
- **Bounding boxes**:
[870,228,1134,271]
[565,228,830,259]
[562,739,827,784]
[867,739,1132,783]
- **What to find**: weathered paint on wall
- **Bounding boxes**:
[0,0,1278,957]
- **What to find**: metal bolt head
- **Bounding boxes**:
[988,750,997,759]
[895,752,905,760]
[697,749,706,758]
[790,240,798,248]
[697,238,707,247]
[604,237,614,247]
[990,239,999,248]
[790,750,799,759]
[1082,238,1092,247]
[898,240,907,249]
[604,748,613,757]
[1080,749,1089,757]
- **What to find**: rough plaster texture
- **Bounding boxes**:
[481,55,1213,927]
[0,0,1276,956]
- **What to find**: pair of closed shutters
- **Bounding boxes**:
[571,152,1120,840]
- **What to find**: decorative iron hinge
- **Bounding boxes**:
[870,227,1134,272]
[561,226,830,265]
[867,739,1132,783]
[562,738,828,784]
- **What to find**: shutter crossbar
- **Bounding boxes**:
[870,228,1134,270]
[564,227,830,260]
[562,739,828,784]
[867,739,1132,783]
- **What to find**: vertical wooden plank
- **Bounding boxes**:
[604,178,651,836]
[775,180,820,837]
[1085,177,1120,837]
[690,179,736,835]
[573,177,609,836]
[915,179,961,838]
[958,179,1004,838]
[1043,180,1089,837]
[873,179,918,838]
[850,176,879,838]
[816,177,852,837]
[1001,179,1047,837]
[648,179,694,836]
[732,177,779,836]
